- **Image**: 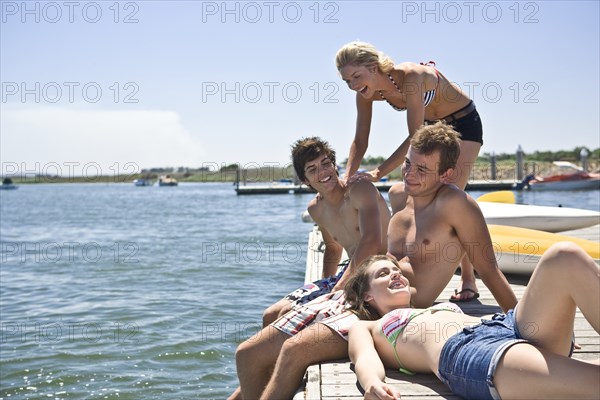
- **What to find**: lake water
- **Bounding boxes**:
[1,183,598,399]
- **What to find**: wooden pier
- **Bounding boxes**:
[235,181,397,195]
[234,179,518,195]
[294,225,600,400]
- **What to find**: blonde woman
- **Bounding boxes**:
[336,41,483,302]
[336,41,482,193]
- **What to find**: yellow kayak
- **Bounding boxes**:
[489,224,600,274]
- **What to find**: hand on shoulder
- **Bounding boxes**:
[346,178,380,200]
[347,170,379,185]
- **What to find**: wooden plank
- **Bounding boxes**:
[304,364,321,400]
[322,397,461,400]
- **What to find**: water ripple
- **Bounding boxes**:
[4,184,594,398]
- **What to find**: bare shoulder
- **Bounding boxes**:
[307,195,325,221]
[350,319,377,333]
[396,61,421,72]
[436,185,485,224]
[347,180,383,208]
[397,62,427,81]
[436,184,475,207]
[307,195,319,210]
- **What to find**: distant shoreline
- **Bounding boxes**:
[5,160,598,184]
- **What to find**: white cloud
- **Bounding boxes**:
[1,107,204,176]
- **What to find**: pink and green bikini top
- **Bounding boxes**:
[380,302,463,375]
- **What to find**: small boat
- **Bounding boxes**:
[302,199,600,233]
[489,224,600,274]
[133,179,154,187]
[158,175,178,187]
[0,177,18,190]
[478,201,600,233]
[524,161,600,191]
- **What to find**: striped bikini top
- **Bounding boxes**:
[380,302,463,375]
[378,61,439,112]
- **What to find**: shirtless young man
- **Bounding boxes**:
[233,127,516,399]
[387,121,517,311]
[230,137,391,400]
[261,137,391,326]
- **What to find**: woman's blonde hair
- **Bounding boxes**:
[335,41,395,73]
[344,255,401,320]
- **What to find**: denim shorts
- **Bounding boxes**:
[437,310,526,400]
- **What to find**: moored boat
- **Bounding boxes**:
[489,224,600,274]
[158,175,178,186]
[527,175,600,190]
[478,201,600,233]
[0,177,18,190]
[525,161,600,191]
[302,200,600,233]
[133,178,154,187]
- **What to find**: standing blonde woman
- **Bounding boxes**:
[336,41,483,301]
[336,41,482,192]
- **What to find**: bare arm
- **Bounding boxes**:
[331,181,385,291]
[349,322,401,400]
[320,225,344,278]
[449,193,518,312]
[373,136,411,179]
[308,198,344,278]
[346,94,373,179]
[372,71,426,180]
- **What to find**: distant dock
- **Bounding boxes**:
[235,179,517,195]
[235,180,400,195]
[465,179,518,191]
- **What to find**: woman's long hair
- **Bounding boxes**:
[344,255,402,320]
[335,41,395,73]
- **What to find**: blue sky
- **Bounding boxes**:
[1,1,599,175]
